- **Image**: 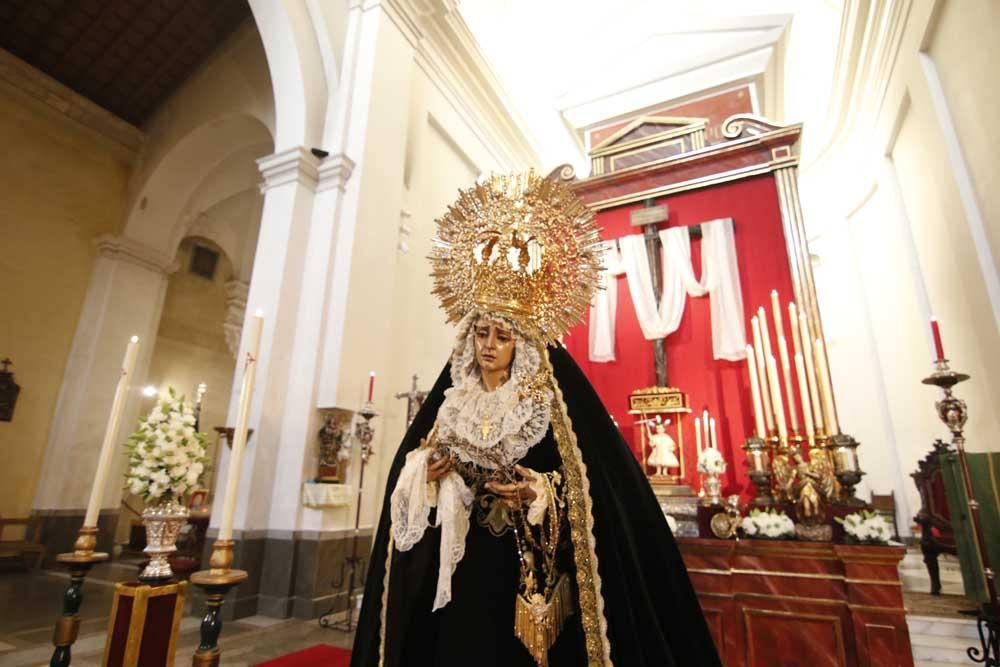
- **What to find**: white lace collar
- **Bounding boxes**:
[436,312,552,469]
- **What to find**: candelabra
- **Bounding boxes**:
[923,359,999,666]
[320,401,377,632]
[743,436,774,507]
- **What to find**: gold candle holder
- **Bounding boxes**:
[189,539,249,667]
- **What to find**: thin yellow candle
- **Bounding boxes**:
[766,353,788,444]
[798,313,824,434]
[751,316,774,432]
[777,335,799,432]
[695,416,702,455]
[771,290,784,338]
[84,335,140,528]
[709,417,718,450]
[745,344,766,438]
[814,337,840,435]
[795,352,816,449]
[218,310,264,542]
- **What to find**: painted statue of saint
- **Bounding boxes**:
[351,173,721,667]
[647,420,680,476]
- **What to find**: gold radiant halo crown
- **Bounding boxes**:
[430,171,603,344]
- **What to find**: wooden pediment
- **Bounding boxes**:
[589,115,708,175]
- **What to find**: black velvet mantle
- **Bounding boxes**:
[351,345,721,666]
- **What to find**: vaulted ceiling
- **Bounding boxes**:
[459,0,841,171]
[0,0,251,127]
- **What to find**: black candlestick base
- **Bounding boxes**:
[969,601,999,666]
[189,569,248,667]
[50,548,108,667]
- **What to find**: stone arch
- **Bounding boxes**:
[122,112,273,259]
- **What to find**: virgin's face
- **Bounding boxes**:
[473,318,515,376]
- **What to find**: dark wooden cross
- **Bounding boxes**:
[394,374,428,428]
[630,200,670,387]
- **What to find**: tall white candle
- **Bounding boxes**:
[709,417,718,450]
[695,416,702,455]
[777,335,799,432]
[789,302,802,359]
[798,313,824,434]
[814,337,840,435]
[745,344,766,438]
[771,290,784,338]
[758,306,775,360]
[218,311,264,542]
[702,409,710,452]
[766,353,788,444]
[751,316,774,432]
[84,336,140,528]
[795,352,816,449]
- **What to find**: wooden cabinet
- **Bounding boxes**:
[678,538,912,667]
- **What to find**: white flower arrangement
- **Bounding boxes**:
[697,447,727,475]
[740,508,796,539]
[836,510,893,545]
[124,389,209,503]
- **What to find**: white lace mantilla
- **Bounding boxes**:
[389,312,554,611]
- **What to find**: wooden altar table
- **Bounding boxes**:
[677,538,912,667]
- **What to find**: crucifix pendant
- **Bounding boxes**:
[481,419,493,439]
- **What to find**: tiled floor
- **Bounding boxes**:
[0,565,354,667]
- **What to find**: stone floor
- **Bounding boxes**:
[0,546,984,666]
[0,564,354,667]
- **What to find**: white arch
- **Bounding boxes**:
[249,0,330,150]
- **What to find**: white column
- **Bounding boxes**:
[209,148,321,536]
[33,235,175,513]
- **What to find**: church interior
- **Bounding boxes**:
[1,0,998,665]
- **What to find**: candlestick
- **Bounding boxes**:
[770,290,784,338]
[745,345,767,438]
[766,353,788,444]
[777,336,799,433]
[794,353,815,449]
[695,416,702,455]
[930,317,945,362]
[83,335,139,529]
[709,417,718,450]
[814,338,840,435]
[751,317,774,432]
[367,371,375,403]
[799,313,824,434]
[218,311,263,542]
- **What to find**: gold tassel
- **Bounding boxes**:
[514,573,574,667]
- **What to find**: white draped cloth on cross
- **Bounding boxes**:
[588,218,747,363]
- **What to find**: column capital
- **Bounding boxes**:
[257,147,321,193]
[317,153,356,193]
[94,234,177,275]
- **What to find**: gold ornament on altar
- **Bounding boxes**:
[430,171,603,343]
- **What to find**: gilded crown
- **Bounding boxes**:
[430,171,603,343]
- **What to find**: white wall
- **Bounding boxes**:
[798,0,1000,534]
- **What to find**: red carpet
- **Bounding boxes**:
[256,644,351,667]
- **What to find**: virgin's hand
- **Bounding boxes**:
[426,451,453,483]
[486,465,538,506]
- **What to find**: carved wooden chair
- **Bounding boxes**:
[911,440,957,595]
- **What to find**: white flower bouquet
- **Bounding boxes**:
[697,447,727,475]
[124,389,209,503]
[740,508,796,540]
[836,510,893,545]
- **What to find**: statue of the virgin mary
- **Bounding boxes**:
[351,172,721,667]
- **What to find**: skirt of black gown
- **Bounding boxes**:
[381,432,587,666]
